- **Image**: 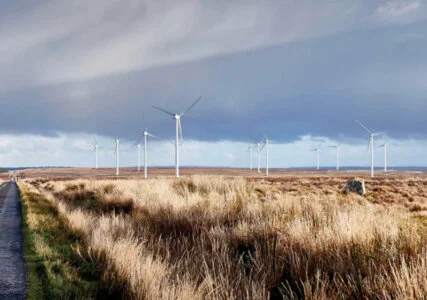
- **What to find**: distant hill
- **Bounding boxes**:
[1,167,69,171]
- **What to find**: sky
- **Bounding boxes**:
[0,0,426,168]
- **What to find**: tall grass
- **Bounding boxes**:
[19,182,121,299]
[24,176,427,299]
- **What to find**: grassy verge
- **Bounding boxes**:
[20,186,44,299]
[19,184,115,299]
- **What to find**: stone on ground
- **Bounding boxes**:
[342,180,366,195]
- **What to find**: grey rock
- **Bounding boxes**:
[342,180,366,195]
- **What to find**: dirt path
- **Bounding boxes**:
[0,182,26,299]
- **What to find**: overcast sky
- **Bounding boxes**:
[0,0,426,168]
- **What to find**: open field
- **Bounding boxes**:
[17,170,427,299]
[11,167,427,180]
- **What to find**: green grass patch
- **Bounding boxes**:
[19,186,119,299]
[20,188,44,299]
[412,215,427,230]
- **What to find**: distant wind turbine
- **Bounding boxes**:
[142,129,161,179]
[329,144,340,171]
[256,142,262,173]
[248,144,254,170]
[311,144,321,170]
[93,137,100,169]
[114,138,120,176]
[355,120,383,178]
[260,137,276,176]
[152,96,202,178]
[377,142,388,172]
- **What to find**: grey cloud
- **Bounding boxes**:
[0,1,427,146]
[1,0,413,88]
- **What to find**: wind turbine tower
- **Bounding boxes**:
[378,142,388,172]
[248,144,254,170]
[266,138,269,176]
[311,144,321,170]
[143,129,148,179]
[257,142,261,173]
[152,96,202,178]
[142,128,162,179]
[260,138,273,176]
[329,144,340,170]
[93,137,99,169]
[115,138,120,176]
[356,120,383,178]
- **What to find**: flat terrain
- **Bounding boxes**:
[0,182,26,299]
[11,168,427,298]
[11,167,427,180]
[19,174,427,299]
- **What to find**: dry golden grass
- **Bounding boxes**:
[24,176,427,299]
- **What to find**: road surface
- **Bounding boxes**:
[0,182,26,299]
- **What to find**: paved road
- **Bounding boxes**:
[0,182,26,299]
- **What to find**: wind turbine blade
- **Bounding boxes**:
[147,133,162,140]
[180,96,202,117]
[355,120,372,134]
[152,105,175,116]
[93,136,98,145]
[260,143,266,151]
[373,132,385,137]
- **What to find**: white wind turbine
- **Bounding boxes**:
[256,142,262,173]
[355,120,383,178]
[329,144,340,171]
[311,144,321,170]
[93,137,100,169]
[259,137,276,176]
[152,96,202,178]
[248,144,255,170]
[114,138,120,176]
[377,141,388,172]
[141,129,162,179]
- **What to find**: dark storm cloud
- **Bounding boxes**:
[0,1,426,144]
